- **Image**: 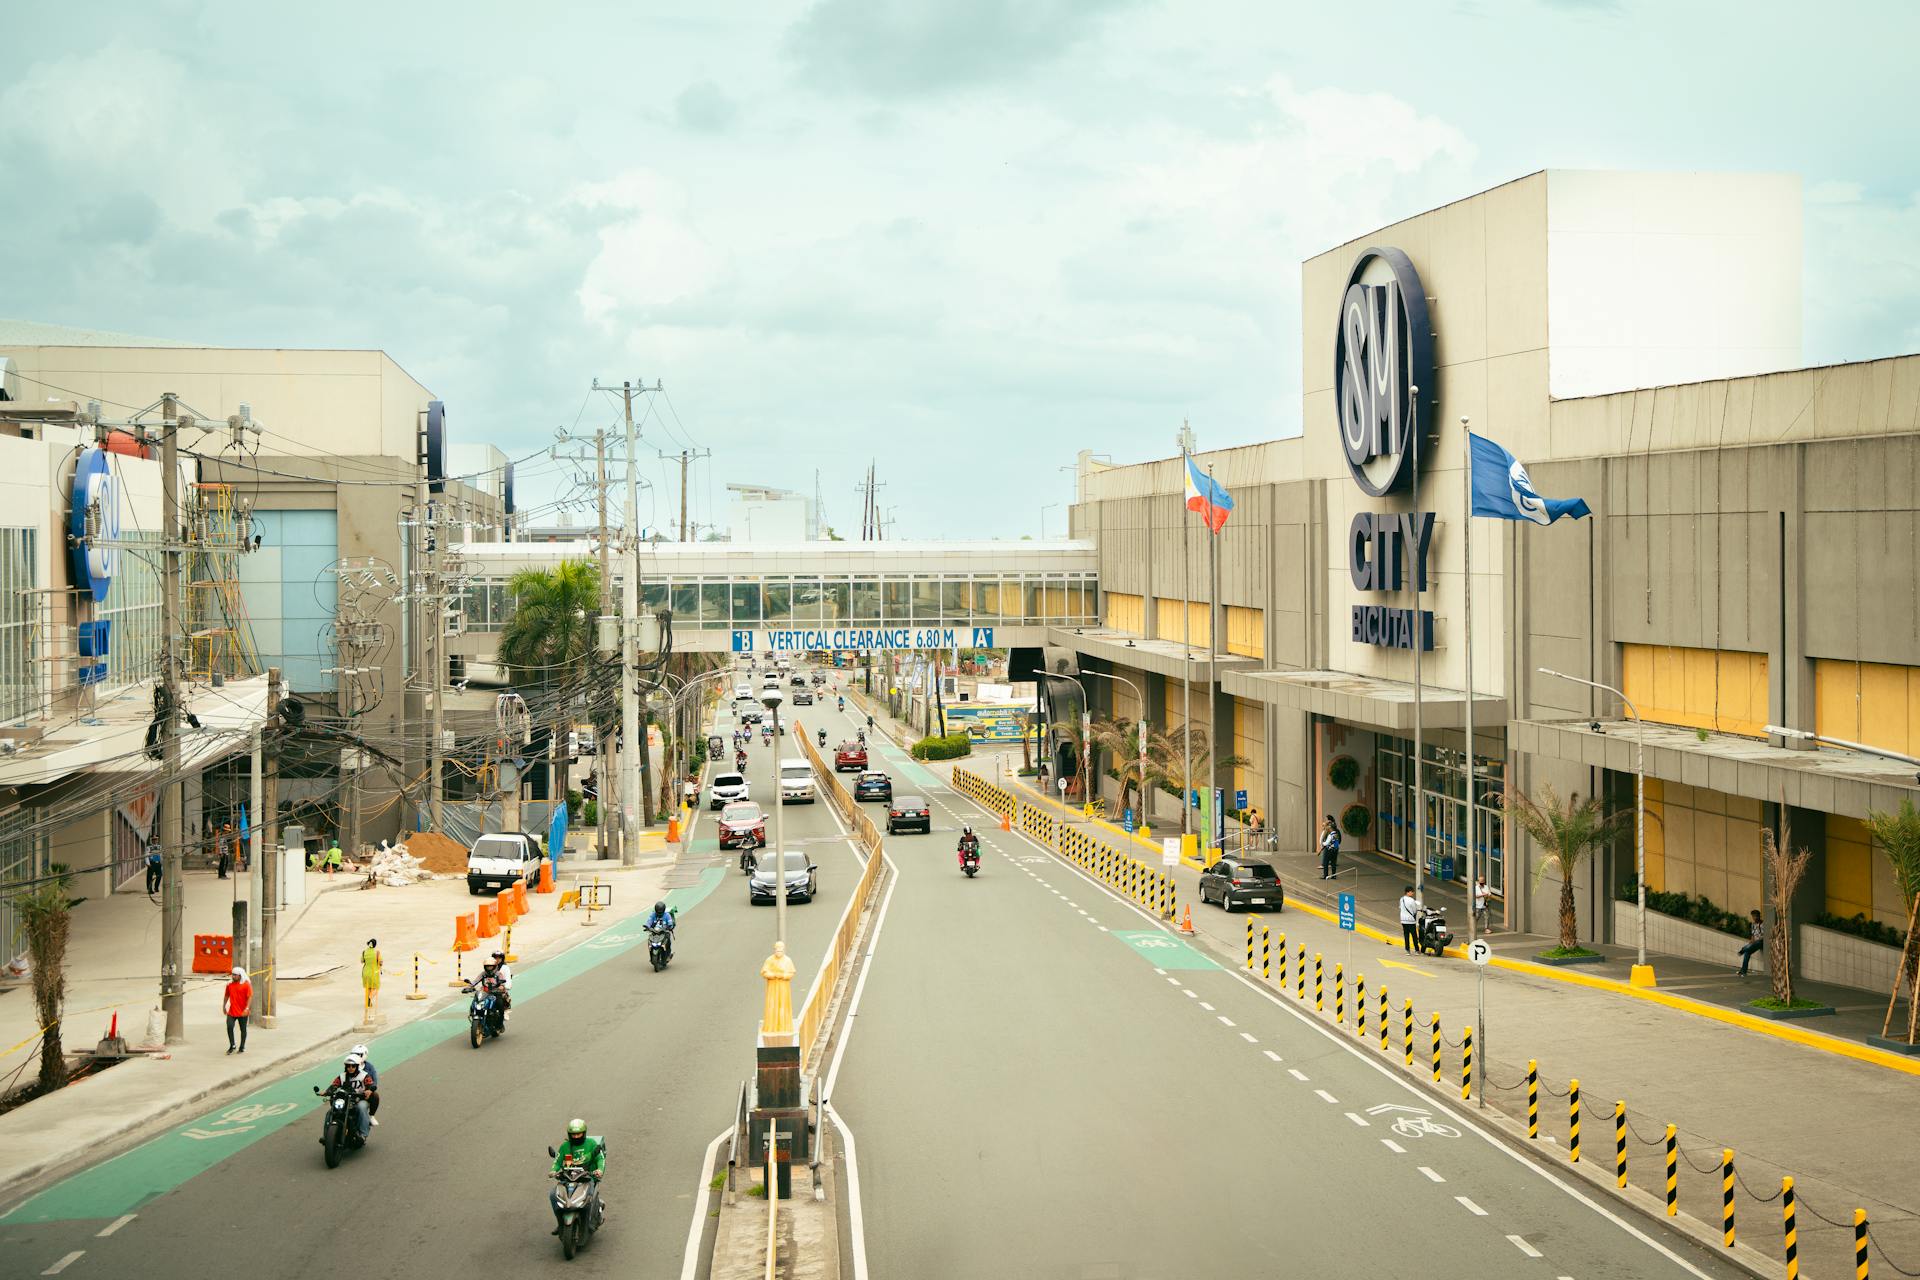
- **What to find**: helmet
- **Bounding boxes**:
[482,957,500,969]
[654,901,666,914]
[567,1118,587,1140]
[350,1043,368,1058]
[962,824,972,836]
[344,1055,362,1073]
[491,950,506,962]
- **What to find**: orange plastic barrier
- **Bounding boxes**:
[535,859,555,893]
[191,934,234,974]
[512,881,529,914]
[667,816,682,842]
[476,900,500,938]
[453,912,478,952]
[495,892,517,927]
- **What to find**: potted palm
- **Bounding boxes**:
[1502,785,1626,964]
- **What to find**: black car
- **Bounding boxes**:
[1197,857,1284,913]
[793,689,814,706]
[749,851,817,904]
[736,705,764,725]
[887,795,931,834]
[853,771,892,803]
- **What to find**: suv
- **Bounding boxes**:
[853,771,892,803]
[709,771,751,809]
[779,758,815,804]
[790,674,807,688]
[834,741,868,772]
[717,802,767,849]
[792,688,814,706]
[1197,857,1285,913]
[887,795,931,834]
[466,831,544,896]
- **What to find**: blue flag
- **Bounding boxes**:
[548,802,569,864]
[1469,433,1591,524]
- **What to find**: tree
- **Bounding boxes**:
[1502,785,1628,952]
[1760,811,1813,1005]
[18,868,73,1092]
[1865,798,1920,1045]
[1089,717,1150,813]
[496,560,601,823]
[1144,726,1247,836]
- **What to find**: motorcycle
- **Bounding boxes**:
[1415,905,1454,957]
[837,697,845,713]
[312,1080,370,1168]
[735,750,748,772]
[817,729,827,747]
[465,981,507,1048]
[648,916,676,972]
[959,836,980,878]
[547,1152,605,1259]
[738,830,760,875]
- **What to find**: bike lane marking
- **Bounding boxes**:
[0,865,726,1225]
[1109,930,1218,971]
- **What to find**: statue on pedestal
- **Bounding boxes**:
[760,941,796,1037]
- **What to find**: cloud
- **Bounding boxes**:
[786,0,1137,97]
[1804,186,1920,364]
[675,80,740,132]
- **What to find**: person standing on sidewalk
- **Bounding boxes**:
[223,966,252,1054]
[144,841,163,895]
[1736,909,1765,975]
[361,938,383,1012]
[1399,886,1420,953]
[216,823,233,880]
[1472,875,1490,935]
[1318,817,1341,880]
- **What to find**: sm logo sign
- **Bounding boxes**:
[1334,246,1434,498]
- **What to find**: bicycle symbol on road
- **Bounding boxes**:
[1365,1103,1459,1139]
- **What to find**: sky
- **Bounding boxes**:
[5,0,1919,539]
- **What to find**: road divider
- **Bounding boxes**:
[793,723,888,1072]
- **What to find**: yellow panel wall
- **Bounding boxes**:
[1824,813,1906,929]
[1232,697,1266,813]
[1644,779,1764,911]
[1154,597,1211,648]
[1643,777,1667,891]
[1620,644,1769,736]
[1104,592,1144,635]
[1814,660,1920,759]
[1225,606,1265,660]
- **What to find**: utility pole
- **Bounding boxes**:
[595,426,616,863]
[259,666,281,1027]
[597,379,657,857]
[158,393,187,1043]
[659,446,712,542]
[417,418,444,833]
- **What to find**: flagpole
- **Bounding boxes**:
[1461,416,1476,947]
[1208,463,1222,855]
[1180,425,1193,839]
[1410,385,1424,905]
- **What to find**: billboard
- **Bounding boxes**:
[943,703,1035,744]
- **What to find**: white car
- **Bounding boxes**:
[710,771,750,809]
[779,758,815,804]
[466,831,544,896]
[732,684,752,700]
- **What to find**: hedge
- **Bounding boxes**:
[1814,910,1906,949]
[1617,884,1749,939]
[910,733,973,761]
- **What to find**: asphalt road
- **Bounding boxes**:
[822,705,1750,1280]
[0,703,859,1280]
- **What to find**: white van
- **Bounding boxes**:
[779,758,815,805]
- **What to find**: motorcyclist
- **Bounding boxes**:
[735,748,748,772]
[349,1043,381,1123]
[866,714,874,733]
[323,1055,375,1139]
[465,959,509,1032]
[958,824,980,867]
[817,728,827,747]
[837,696,845,712]
[643,900,677,959]
[489,949,515,1013]
[551,1118,607,1234]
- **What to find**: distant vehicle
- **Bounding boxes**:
[466,831,544,897]
[853,771,892,803]
[810,672,826,686]
[709,772,751,809]
[749,850,817,904]
[887,796,931,835]
[717,801,766,849]
[792,689,814,706]
[779,759,815,805]
[1197,857,1284,913]
[569,727,598,758]
[733,684,752,700]
[834,742,868,772]
[734,700,764,725]
[790,675,807,688]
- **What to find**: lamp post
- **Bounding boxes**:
[760,687,789,951]
[1538,667,1654,987]
[1765,723,1920,768]
[1051,670,1150,831]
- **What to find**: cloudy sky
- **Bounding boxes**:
[5,0,1918,538]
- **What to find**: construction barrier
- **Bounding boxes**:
[513,880,530,914]
[536,858,555,893]
[191,934,235,974]
[495,890,518,928]
[476,900,499,938]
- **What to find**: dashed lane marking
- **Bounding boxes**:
[1240,1032,1258,1043]
[1166,977,1181,986]
[1217,1016,1236,1027]
[1457,1197,1487,1216]
[1345,1112,1370,1127]
[1262,1050,1282,1062]
[1287,1069,1309,1081]
[1199,1002,1215,1011]
[1314,1089,1339,1104]
[42,1253,83,1276]
[1183,989,1198,999]
[97,1215,136,1238]
[1153,968,1167,975]
[1508,1236,1542,1258]
[1381,1139,1406,1154]
[1418,1167,1445,1183]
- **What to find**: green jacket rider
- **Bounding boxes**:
[553,1119,605,1175]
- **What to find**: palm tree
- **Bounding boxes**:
[496,560,601,824]
[1089,717,1150,813]
[1864,798,1920,1044]
[18,869,72,1092]
[1502,784,1628,952]
[1145,726,1247,836]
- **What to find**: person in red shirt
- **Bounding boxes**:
[223,966,252,1054]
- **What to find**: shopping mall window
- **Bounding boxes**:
[1372,735,1504,897]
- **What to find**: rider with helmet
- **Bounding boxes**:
[551,1118,607,1233]
[958,823,980,868]
[643,900,676,960]
[466,957,510,1031]
[349,1043,381,1122]
[325,1055,377,1137]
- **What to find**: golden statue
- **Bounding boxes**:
[760,941,796,1037]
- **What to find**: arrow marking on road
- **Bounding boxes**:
[1378,958,1434,977]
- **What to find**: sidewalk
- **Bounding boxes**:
[0,854,668,1205]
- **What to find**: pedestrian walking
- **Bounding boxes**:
[223,965,252,1053]
[1399,885,1420,953]
[1472,874,1490,935]
[1736,909,1764,975]
[144,841,163,895]
[1318,816,1341,879]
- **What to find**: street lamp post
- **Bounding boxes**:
[1765,723,1920,769]
[1053,669,1150,831]
[760,687,788,952]
[1538,667,1654,988]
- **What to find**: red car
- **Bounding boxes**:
[834,742,868,772]
[717,802,767,849]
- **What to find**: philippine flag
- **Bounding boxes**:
[1184,457,1234,534]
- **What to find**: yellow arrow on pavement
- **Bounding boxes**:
[1378,957,1435,978]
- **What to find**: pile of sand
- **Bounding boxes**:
[399,830,470,876]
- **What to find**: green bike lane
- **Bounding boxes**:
[0,783,864,1280]
[825,749,1748,1280]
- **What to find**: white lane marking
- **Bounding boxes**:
[1262,1050,1282,1062]
[1217,1016,1236,1027]
[679,1127,730,1280]
[42,1254,84,1277]
[1153,968,1167,975]
[97,1215,137,1238]
[1166,977,1181,986]
[1199,1002,1215,1011]
[1067,901,1078,908]
[1419,1166,1445,1183]
[1508,1236,1543,1258]
[1314,1089,1339,1104]
[1096,926,1108,932]
[1382,1139,1406,1154]
[1182,989,1198,999]
[1287,1069,1308,1081]
[1240,1032,1258,1043]
[1087,919,1100,926]
[1457,1196,1487,1216]
[1346,1112,1370,1127]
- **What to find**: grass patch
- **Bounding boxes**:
[1749,996,1827,1012]
[745,1183,766,1198]
[1537,945,1601,960]
[709,1172,726,1191]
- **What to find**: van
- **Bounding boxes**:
[779,758,815,805]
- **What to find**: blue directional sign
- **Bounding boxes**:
[1338,893,1356,931]
[1234,788,1248,811]
[1122,807,1135,833]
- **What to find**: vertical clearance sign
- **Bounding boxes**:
[732,627,994,654]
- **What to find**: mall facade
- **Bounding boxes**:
[1057,171,1920,985]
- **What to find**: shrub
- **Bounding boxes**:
[1813,911,1904,949]
[581,799,598,827]
[910,733,973,761]
[1619,883,1750,939]
[1340,803,1371,839]
[566,789,584,819]
[1328,754,1360,791]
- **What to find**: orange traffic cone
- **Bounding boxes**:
[1179,904,1196,936]
[999,813,1011,832]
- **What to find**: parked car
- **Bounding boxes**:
[717,802,766,849]
[792,689,814,706]
[834,742,868,772]
[1197,857,1285,913]
[853,771,892,803]
[466,831,544,896]
[887,795,931,834]
[709,772,750,809]
[779,758,815,804]
[749,850,817,904]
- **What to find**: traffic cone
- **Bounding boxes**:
[999,813,1011,833]
[1180,904,1196,936]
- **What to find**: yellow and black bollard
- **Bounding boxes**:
[1297,947,1307,1000]
[1430,1014,1441,1084]
[1261,926,1271,981]
[1314,953,1324,1010]
[1664,1125,1678,1216]
[406,953,427,1001]
[1168,877,1177,920]
[1356,973,1366,1037]
[1276,933,1287,987]
[1334,963,1345,1024]
[1569,1079,1582,1162]
[1403,999,1413,1067]
[1782,1177,1798,1280]
[1461,1027,1473,1101]
[1721,1149,1736,1248]
[1246,919,1255,970]
[1614,1102,1627,1189]
[1378,989,1389,1050]
[1854,1208,1869,1278]
[1526,1060,1539,1138]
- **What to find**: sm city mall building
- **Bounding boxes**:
[1059,171,1920,986]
